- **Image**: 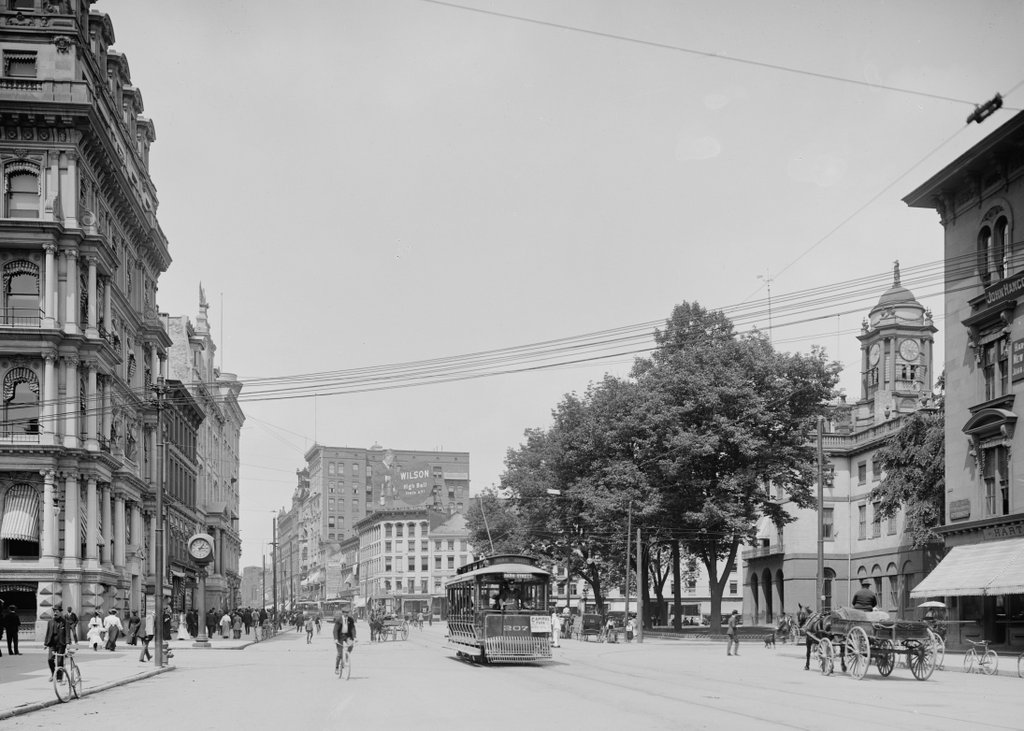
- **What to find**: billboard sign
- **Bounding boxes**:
[396,460,433,506]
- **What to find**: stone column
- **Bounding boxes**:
[85,361,98,451]
[85,477,99,567]
[62,249,78,335]
[100,375,111,450]
[61,150,78,228]
[149,344,158,388]
[85,255,98,338]
[214,527,223,575]
[130,502,143,555]
[42,243,57,327]
[62,356,78,449]
[102,275,112,336]
[41,470,57,562]
[101,483,112,566]
[62,472,80,567]
[42,353,56,444]
[114,494,126,569]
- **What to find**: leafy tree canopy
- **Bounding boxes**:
[871,407,945,547]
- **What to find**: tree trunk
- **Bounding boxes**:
[672,540,682,630]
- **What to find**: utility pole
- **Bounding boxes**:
[623,501,632,622]
[636,527,643,643]
[152,377,166,668]
[816,415,825,613]
[262,553,266,608]
[272,515,279,628]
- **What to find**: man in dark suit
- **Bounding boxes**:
[4,605,21,655]
[44,606,68,681]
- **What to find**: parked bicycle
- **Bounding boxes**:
[52,646,83,703]
[963,638,998,675]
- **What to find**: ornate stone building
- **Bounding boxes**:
[743,268,940,624]
[0,1,179,638]
[164,288,244,612]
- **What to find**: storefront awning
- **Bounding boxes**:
[0,487,38,541]
[911,537,1024,597]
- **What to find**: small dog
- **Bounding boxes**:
[764,633,776,649]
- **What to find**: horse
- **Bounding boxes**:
[799,607,847,674]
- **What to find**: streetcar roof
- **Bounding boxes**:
[445,562,551,585]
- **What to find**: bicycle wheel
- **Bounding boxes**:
[927,630,945,670]
[981,649,999,676]
[53,666,72,703]
[342,651,351,680]
[69,662,83,698]
[963,649,976,674]
[401,623,409,641]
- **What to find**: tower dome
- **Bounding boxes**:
[869,260,924,326]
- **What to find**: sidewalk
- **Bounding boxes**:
[0,630,263,721]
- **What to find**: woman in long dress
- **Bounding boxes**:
[86,611,105,651]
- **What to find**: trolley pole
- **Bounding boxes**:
[816,416,825,614]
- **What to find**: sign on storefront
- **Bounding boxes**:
[949,499,971,521]
[1012,340,1024,382]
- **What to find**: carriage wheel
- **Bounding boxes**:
[875,639,895,677]
[927,629,945,670]
[844,627,870,680]
[907,639,936,681]
[818,638,835,676]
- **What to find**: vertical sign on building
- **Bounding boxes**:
[1012,340,1024,383]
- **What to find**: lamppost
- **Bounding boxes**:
[151,377,167,668]
[272,515,279,628]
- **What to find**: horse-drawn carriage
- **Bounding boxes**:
[810,607,939,681]
[377,615,410,641]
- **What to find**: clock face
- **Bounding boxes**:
[189,537,212,560]
[869,343,881,366]
[899,339,920,362]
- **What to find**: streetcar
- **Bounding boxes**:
[445,554,553,664]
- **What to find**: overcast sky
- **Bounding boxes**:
[98,0,1024,569]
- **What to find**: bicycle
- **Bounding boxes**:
[963,638,998,675]
[335,640,354,680]
[52,647,83,703]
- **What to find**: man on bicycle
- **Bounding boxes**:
[333,608,356,673]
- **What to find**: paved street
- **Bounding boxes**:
[3,623,1021,731]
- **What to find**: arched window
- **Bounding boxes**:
[2,367,39,438]
[4,165,40,219]
[3,260,39,325]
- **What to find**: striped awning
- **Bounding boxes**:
[79,500,102,544]
[0,487,39,541]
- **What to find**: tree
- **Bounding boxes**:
[630,302,840,630]
[870,407,945,547]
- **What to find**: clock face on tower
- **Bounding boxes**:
[869,343,881,366]
[899,339,920,362]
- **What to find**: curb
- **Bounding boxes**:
[0,665,175,722]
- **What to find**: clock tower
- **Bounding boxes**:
[855,261,937,429]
